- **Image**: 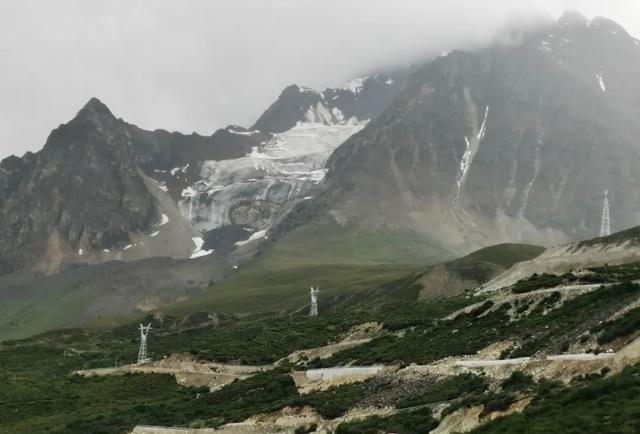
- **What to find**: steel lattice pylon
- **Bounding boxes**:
[600,190,611,237]
[309,286,319,318]
[137,323,152,364]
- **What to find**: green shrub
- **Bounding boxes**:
[512,273,564,294]
[336,408,438,434]
[471,363,640,434]
[593,306,640,344]
[500,371,534,392]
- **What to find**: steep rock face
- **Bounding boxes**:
[0,99,268,274]
[136,125,271,201]
[0,99,157,273]
[252,75,403,133]
[281,14,640,258]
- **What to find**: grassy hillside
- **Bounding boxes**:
[162,239,542,318]
[160,224,450,317]
[0,223,454,339]
[0,296,472,434]
[463,243,545,269]
[3,269,640,433]
[359,243,544,301]
[0,255,228,341]
[266,220,454,266]
[162,261,417,318]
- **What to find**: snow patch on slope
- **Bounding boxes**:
[235,230,267,247]
[596,72,606,92]
[304,102,334,124]
[452,105,490,220]
[342,76,370,95]
[226,126,261,136]
[170,164,190,176]
[515,146,542,239]
[477,106,489,140]
[190,236,213,258]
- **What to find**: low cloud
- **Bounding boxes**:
[0,0,638,158]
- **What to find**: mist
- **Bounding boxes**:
[1,0,638,159]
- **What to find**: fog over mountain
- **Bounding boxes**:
[6,5,640,432]
[1,0,638,159]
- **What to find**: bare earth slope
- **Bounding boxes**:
[480,225,640,293]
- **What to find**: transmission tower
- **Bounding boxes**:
[137,323,152,364]
[309,286,319,318]
[600,190,611,237]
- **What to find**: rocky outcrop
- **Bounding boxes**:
[0,99,157,273]
[252,74,403,133]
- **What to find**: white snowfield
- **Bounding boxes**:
[342,76,369,94]
[180,121,366,233]
[234,230,267,247]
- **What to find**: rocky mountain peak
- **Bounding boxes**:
[252,75,404,133]
[276,13,640,264]
[556,10,589,28]
[80,96,112,114]
[42,97,123,156]
[589,16,631,37]
[73,97,117,126]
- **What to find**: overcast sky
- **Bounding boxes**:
[1,0,639,159]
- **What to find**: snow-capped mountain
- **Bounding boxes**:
[253,75,403,133]
[173,75,403,250]
[0,75,402,274]
[0,98,274,274]
[275,12,640,262]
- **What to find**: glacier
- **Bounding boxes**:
[179,120,367,234]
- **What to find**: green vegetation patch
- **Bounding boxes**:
[294,382,369,419]
[0,342,370,434]
[397,373,489,409]
[4,278,640,434]
[442,371,556,419]
[510,263,640,295]
[511,273,566,294]
[463,244,544,269]
[470,363,640,434]
[317,302,513,366]
[336,407,438,434]
[320,282,640,365]
[593,306,640,345]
